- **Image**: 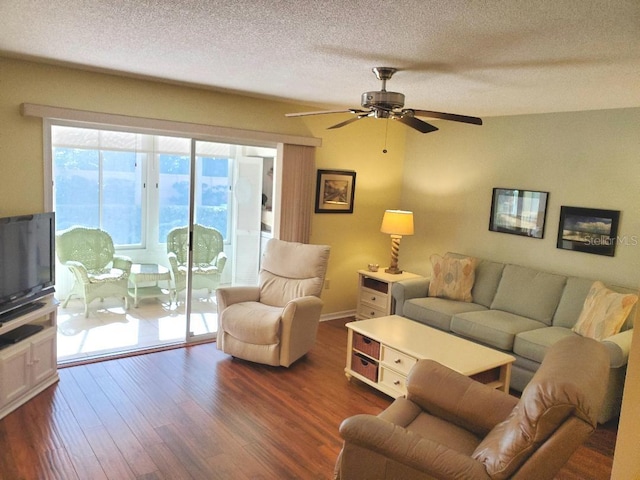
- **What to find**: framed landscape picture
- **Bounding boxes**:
[315,169,356,213]
[489,188,548,239]
[557,206,620,256]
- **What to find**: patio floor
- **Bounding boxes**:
[56,291,218,365]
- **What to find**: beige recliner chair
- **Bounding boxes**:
[216,238,330,367]
[335,335,609,480]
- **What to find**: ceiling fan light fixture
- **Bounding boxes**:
[361,91,405,110]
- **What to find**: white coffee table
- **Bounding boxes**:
[345,315,515,398]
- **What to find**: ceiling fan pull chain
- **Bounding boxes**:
[383,118,389,154]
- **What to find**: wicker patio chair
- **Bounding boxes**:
[56,226,132,317]
[166,224,227,299]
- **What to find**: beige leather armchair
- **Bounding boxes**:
[216,238,330,367]
[335,335,609,480]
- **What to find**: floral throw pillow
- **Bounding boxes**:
[428,254,477,303]
[572,281,638,341]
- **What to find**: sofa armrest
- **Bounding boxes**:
[391,277,430,315]
[339,414,490,479]
[602,329,634,368]
[407,360,518,436]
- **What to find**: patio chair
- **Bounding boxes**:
[166,224,227,299]
[56,226,132,317]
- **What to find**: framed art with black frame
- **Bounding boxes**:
[315,169,356,213]
[557,206,620,256]
[489,188,549,239]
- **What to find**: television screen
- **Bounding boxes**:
[0,212,55,318]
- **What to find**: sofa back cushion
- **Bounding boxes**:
[552,276,595,328]
[472,259,506,308]
[445,253,505,307]
[553,277,638,331]
[490,264,566,325]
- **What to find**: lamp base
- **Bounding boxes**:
[384,266,403,275]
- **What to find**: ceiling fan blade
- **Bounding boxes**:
[285,109,366,117]
[327,115,369,130]
[394,115,439,133]
[409,109,483,125]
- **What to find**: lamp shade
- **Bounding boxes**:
[380,210,414,236]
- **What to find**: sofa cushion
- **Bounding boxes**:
[403,297,487,331]
[490,264,566,325]
[451,310,547,351]
[552,276,595,328]
[428,254,477,302]
[471,259,506,308]
[572,281,638,341]
[513,327,576,363]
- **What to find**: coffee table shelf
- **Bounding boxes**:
[345,315,515,398]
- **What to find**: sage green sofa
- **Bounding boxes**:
[391,253,636,424]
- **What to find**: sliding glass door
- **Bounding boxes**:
[50,123,276,360]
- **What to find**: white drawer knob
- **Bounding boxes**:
[393,380,401,386]
[394,358,401,364]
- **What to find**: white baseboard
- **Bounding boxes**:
[320,310,356,322]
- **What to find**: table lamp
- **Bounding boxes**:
[380,209,414,274]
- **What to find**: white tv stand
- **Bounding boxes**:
[0,294,59,420]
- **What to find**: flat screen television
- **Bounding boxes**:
[0,212,55,320]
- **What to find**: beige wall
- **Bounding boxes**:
[3,55,638,313]
[305,114,407,313]
[0,56,406,316]
[400,108,640,288]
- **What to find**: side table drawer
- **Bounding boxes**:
[359,288,388,310]
[380,345,418,376]
[379,367,407,397]
[357,304,387,319]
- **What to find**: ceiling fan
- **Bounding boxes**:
[286,67,482,133]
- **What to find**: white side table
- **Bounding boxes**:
[356,269,422,320]
[128,264,173,307]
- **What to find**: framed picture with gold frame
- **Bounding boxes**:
[315,169,356,213]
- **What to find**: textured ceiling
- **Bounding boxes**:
[1,0,639,118]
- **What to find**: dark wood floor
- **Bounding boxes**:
[0,318,616,479]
